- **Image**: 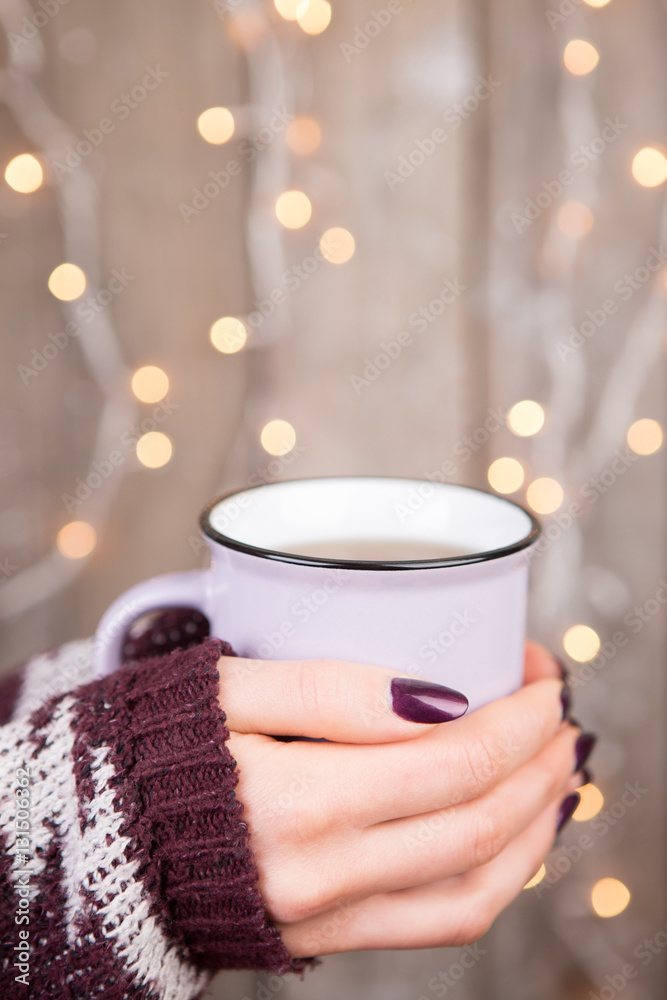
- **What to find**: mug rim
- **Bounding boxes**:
[199,475,541,572]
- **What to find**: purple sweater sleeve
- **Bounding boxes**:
[0,617,315,998]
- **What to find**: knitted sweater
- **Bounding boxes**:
[0,610,313,998]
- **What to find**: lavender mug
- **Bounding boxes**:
[92,476,540,711]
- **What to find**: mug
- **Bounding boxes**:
[93,476,540,711]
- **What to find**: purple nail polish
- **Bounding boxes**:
[560,684,572,721]
[556,792,581,834]
[391,677,469,724]
[574,732,597,773]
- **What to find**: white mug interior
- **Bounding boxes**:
[204,476,537,566]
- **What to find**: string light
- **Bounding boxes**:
[57,521,97,559]
[296,0,332,35]
[631,147,667,188]
[136,431,173,469]
[260,419,296,456]
[274,0,300,20]
[131,366,169,403]
[487,457,525,494]
[0,15,137,623]
[573,783,604,822]
[275,189,312,228]
[563,39,599,76]
[563,624,601,662]
[523,864,546,890]
[197,107,235,145]
[627,418,663,455]
[557,200,594,238]
[319,227,356,264]
[47,263,86,301]
[526,477,563,514]
[591,878,631,918]
[285,116,321,155]
[4,153,43,193]
[210,316,248,354]
[507,400,545,437]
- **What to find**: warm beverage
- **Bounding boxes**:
[94,476,540,711]
[284,538,475,561]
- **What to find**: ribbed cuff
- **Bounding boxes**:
[74,637,314,974]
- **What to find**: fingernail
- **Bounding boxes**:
[554,656,570,682]
[574,732,597,773]
[556,792,581,835]
[560,683,572,721]
[390,677,469,724]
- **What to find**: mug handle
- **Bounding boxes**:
[92,570,210,679]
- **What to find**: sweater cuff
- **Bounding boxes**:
[73,637,314,975]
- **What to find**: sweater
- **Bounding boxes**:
[0,609,315,998]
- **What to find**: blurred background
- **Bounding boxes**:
[0,0,665,997]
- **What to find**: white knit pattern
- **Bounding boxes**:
[0,708,64,890]
[12,638,94,720]
[69,740,207,1000]
[0,660,207,1000]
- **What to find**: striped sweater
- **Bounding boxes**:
[0,611,312,998]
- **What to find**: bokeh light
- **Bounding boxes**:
[632,147,667,187]
[57,521,97,559]
[319,227,356,264]
[523,864,546,890]
[48,263,86,301]
[260,419,297,456]
[296,0,332,34]
[591,878,631,918]
[274,0,300,19]
[285,116,321,155]
[573,783,604,822]
[197,107,235,145]
[526,477,564,514]
[507,400,545,437]
[136,431,173,469]
[563,624,601,662]
[4,153,44,193]
[275,190,312,229]
[487,457,525,494]
[627,418,663,455]
[131,366,169,403]
[563,39,600,75]
[210,316,248,354]
[557,201,594,238]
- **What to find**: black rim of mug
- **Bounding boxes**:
[199,475,541,572]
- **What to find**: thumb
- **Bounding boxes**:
[217,655,468,743]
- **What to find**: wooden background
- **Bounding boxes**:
[0,1,664,997]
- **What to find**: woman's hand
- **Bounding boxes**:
[218,642,591,957]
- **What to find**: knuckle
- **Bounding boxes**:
[467,806,506,867]
[285,796,331,846]
[449,902,493,946]
[257,779,332,847]
[264,867,336,926]
[458,732,503,797]
[293,659,330,718]
[268,893,313,926]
